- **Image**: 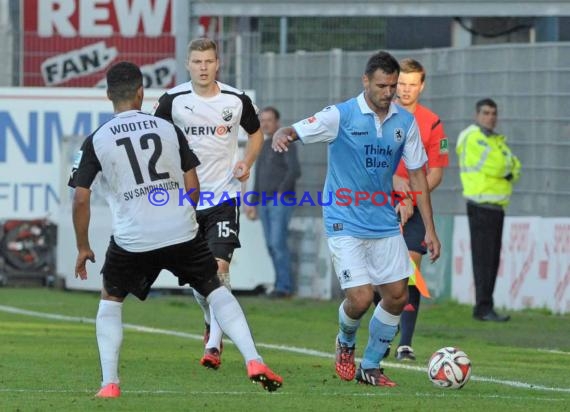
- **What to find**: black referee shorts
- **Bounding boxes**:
[101,234,219,300]
[402,207,427,255]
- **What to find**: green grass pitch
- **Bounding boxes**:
[0,288,569,411]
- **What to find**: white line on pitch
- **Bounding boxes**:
[0,388,566,402]
[537,348,570,355]
[0,388,279,395]
[1,304,570,394]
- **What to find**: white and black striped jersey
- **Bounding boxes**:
[68,110,200,252]
[152,81,260,210]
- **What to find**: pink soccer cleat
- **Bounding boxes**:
[95,383,121,398]
[246,360,283,392]
[200,347,222,369]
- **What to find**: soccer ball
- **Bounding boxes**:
[427,347,472,389]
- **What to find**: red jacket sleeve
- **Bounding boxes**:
[426,118,449,168]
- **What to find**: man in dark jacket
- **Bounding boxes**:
[245,107,301,298]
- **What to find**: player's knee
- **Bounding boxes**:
[346,286,374,315]
[101,286,127,302]
[397,285,409,304]
[193,259,222,297]
[392,291,409,312]
[216,258,230,274]
[193,275,222,298]
[380,288,408,313]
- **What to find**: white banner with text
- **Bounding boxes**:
[452,216,570,314]
[0,87,163,220]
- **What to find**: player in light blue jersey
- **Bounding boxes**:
[272,51,441,387]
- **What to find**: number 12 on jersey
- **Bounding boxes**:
[116,133,170,184]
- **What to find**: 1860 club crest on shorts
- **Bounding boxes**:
[339,269,352,284]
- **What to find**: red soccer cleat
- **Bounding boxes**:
[200,347,222,369]
[335,338,356,381]
[355,366,397,387]
[95,383,121,398]
[246,360,283,392]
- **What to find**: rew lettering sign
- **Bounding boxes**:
[23,0,175,87]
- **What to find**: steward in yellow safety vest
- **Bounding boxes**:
[456,124,521,208]
[456,98,520,322]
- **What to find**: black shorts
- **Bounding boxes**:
[402,207,427,255]
[101,235,219,300]
[196,199,241,262]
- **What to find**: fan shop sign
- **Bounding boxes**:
[23,0,176,88]
[0,87,163,220]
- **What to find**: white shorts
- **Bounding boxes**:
[328,235,413,289]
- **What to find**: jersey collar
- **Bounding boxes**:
[114,110,139,118]
[357,92,399,121]
[188,80,221,97]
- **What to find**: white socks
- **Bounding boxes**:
[206,306,224,350]
[207,287,261,363]
[193,273,231,350]
[95,285,260,388]
[96,300,123,386]
[193,288,224,350]
[193,288,212,325]
[206,272,231,349]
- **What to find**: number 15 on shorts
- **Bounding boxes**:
[217,221,235,238]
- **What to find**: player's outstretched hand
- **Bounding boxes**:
[425,231,441,263]
[75,248,95,280]
[272,127,296,152]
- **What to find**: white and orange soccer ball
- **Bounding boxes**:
[427,347,472,389]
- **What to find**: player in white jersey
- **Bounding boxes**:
[272,52,441,387]
[153,38,264,370]
[69,62,282,398]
